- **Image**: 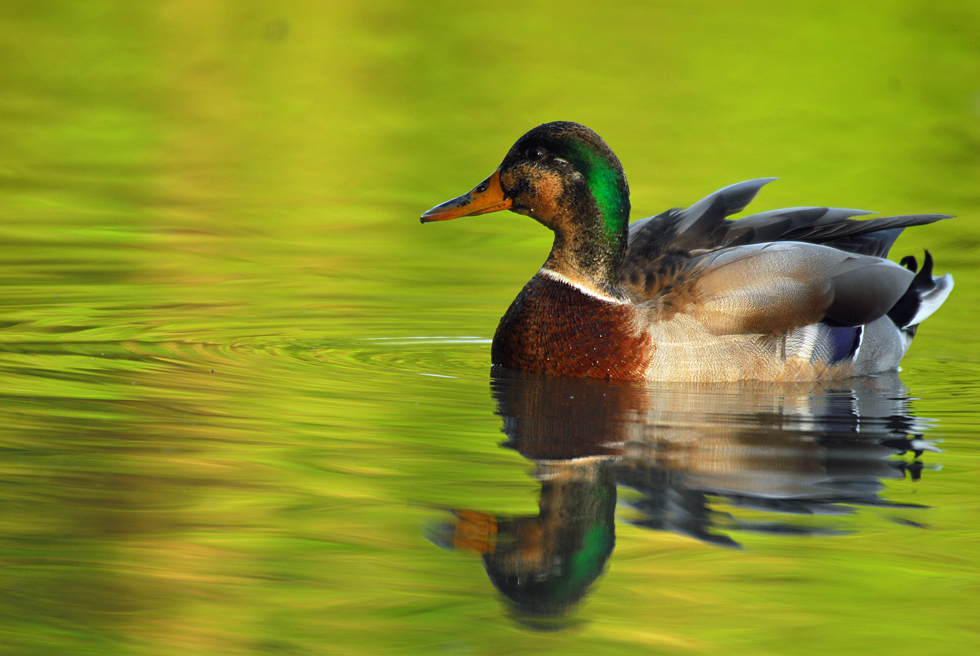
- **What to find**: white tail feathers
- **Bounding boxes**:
[910,273,954,327]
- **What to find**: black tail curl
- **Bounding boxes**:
[887,250,937,330]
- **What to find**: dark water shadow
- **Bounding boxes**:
[427,369,940,625]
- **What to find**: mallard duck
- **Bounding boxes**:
[421,122,953,382]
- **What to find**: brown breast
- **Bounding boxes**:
[491,273,653,380]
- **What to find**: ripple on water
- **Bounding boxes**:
[290,335,492,380]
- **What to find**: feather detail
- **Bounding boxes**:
[886,250,954,332]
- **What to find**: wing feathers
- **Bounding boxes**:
[825,259,914,326]
[693,243,914,335]
[626,177,952,260]
[623,181,951,338]
[674,177,778,235]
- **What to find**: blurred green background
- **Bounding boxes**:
[1,1,978,654]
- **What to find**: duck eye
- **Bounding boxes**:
[527,147,546,162]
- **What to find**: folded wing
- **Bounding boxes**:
[623,179,951,339]
[690,242,914,336]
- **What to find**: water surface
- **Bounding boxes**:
[1,2,979,655]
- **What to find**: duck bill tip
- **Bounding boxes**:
[420,169,512,223]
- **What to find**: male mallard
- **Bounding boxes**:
[421,122,953,382]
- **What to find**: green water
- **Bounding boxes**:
[1,1,979,654]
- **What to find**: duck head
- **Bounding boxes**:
[422,122,631,288]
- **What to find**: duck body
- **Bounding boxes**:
[422,122,953,382]
[491,269,653,379]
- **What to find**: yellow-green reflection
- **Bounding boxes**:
[431,371,938,623]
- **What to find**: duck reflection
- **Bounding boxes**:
[429,369,938,620]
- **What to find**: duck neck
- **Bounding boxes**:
[545,148,630,290]
[545,219,627,291]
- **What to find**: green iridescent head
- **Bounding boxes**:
[420,121,632,286]
[497,122,632,285]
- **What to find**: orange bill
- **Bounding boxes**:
[451,509,498,554]
[420,168,513,223]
